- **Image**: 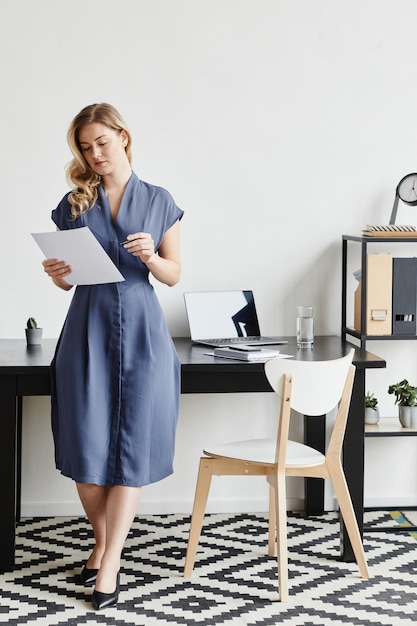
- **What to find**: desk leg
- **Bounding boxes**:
[16,397,22,523]
[340,368,365,562]
[304,415,325,515]
[0,375,17,571]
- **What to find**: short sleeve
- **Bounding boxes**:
[143,184,184,249]
[160,188,184,233]
[51,193,75,230]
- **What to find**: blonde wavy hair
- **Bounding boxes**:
[66,103,132,218]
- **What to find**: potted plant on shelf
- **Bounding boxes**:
[387,379,417,428]
[364,391,380,425]
[26,317,43,346]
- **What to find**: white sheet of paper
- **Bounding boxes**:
[31,227,125,285]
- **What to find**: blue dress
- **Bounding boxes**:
[50,172,184,487]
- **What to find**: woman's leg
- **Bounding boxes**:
[95,485,142,593]
[76,483,109,569]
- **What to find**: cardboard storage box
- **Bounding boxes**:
[354,253,392,335]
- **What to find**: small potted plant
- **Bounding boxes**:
[364,391,380,425]
[26,317,43,346]
[387,379,417,428]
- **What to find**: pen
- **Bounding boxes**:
[119,237,141,246]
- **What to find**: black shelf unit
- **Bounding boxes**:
[342,234,417,530]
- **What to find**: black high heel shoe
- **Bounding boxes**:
[79,565,98,587]
[92,572,120,610]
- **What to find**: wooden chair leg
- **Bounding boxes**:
[328,463,370,579]
[183,458,214,577]
[271,472,289,601]
[268,484,276,556]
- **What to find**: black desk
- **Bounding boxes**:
[0,336,385,571]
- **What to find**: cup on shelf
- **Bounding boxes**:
[296,306,314,348]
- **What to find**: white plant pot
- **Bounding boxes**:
[365,407,380,425]
[398,405,417,429]
[25,328,43,346]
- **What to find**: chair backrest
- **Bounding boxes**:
[264,350,355,467]
[264,349,355,417]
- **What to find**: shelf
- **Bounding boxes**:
[365,418,417,437]
[343,327,417,342]
[343,234,417,243]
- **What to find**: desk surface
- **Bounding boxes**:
[174,336,385,368]
[0,336,385,396]
[0,336,386,372]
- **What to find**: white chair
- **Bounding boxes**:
[183,349,369,601]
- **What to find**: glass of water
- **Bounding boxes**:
[296,306,314,348]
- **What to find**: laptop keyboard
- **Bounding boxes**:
[206,337,267,345]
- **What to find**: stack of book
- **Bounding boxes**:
[362,225,417,237]
[214,346,283,361]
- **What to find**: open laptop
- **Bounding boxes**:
[184,290,287,347]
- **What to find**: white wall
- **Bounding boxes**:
[2,0,417,516]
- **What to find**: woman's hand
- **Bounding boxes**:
[122,223,181,287]
[122,222,181,287]
[43,258,72,278]
[42,258,73,290]
[122,233,156,264]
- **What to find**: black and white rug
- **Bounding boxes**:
[1,511,417,625]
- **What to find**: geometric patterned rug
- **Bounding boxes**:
[1,511,417,625]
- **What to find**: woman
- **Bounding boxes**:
[43,103,183,610]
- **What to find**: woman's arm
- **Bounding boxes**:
[123,220,181,287]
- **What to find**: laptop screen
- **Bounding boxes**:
[184,290,261,340]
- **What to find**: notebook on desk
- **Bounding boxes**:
[184,290,287,347]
